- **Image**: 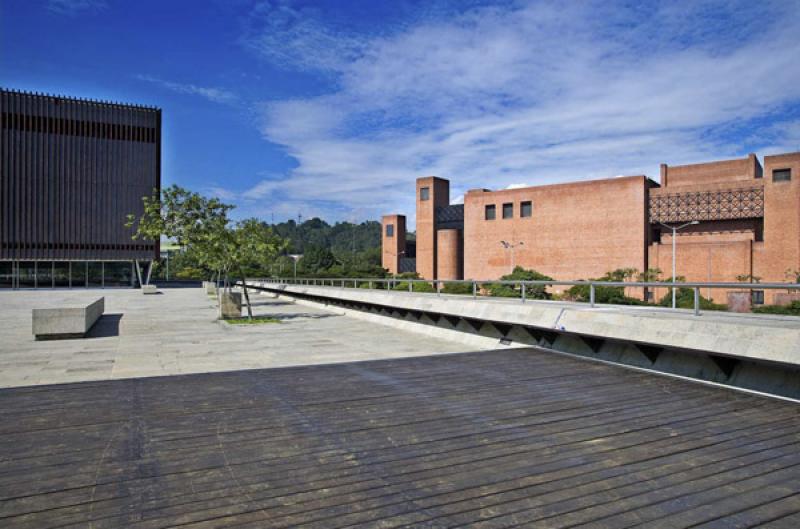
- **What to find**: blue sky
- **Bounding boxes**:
[3,0,800,226]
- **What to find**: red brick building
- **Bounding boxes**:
[381,151,800,303]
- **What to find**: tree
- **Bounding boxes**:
[300,245,336,274]
[224,219,287,319]
[126,185,234,284]
[127,186,287,320]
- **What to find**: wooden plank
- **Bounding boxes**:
[0,348,797,529]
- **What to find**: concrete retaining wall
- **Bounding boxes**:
[249,282,800,400]
[253,283,800,367]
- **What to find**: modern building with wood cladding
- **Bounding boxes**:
[381,151,800,304]
[0,88,161,288]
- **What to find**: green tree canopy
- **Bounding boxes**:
[300,245,336,274]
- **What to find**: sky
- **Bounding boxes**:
[3,0,800,227]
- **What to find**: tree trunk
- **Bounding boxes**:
[239,267,253,320]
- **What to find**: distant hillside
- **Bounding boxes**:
[270,218,381,255]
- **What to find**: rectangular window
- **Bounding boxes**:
[420,187,430,201]
[485,204,496,220]
[773,168,791,182]
[752,290,764,305]
[386,224,394,237]
[521,201,532,217]
[502,203,513,219]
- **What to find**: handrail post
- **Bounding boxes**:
[590,284,595,307]
[473,281,477,299]
[369,280,373,289]
[437,280,441,296]
[521,283,526,303]
[409,281,412,293]
[694,287,700,316]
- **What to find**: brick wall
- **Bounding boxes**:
[759,152,800,303]
[661,153,761,188]
[463,176,651,285]
[381,214,406,275]
[416,177,450,279]
[436,229,462,280]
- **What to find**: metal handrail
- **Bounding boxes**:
[244,277,800,317]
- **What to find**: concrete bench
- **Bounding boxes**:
[142,284,158,295]
[32,297,104,340]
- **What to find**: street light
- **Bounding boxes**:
[500,240,524,273]
[288,254,302,279]
[658,220,699,308]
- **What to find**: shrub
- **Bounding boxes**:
[392,281,436,293]
[482,266,554,299]
[482,283,521,298]
[564,268,646,305]
[753,300,800,316]
[442,282,474,295]
[658,287,726,311]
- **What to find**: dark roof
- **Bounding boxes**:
[1,86,160,112]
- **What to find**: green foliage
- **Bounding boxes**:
[392,281,436,293]
[753,301,800,315]
[565,268,646,305]
[657,288,727,310]
[269,217,384,277]
[229,218,287,275]
[271,218,381,255]
[224,317,281,325]
[300,245,336,274]
[174,266,205,280]
[637,268,662,282]
[126,186,288,320]
[490,266,554,299]
[442,282,474,295]
[126,185,234,251]
[736,274,761,283]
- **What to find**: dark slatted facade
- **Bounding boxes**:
[0,89,160,262]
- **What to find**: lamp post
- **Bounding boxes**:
[500,240,524,273]
[659,221,699,308]
[288,254,302,280]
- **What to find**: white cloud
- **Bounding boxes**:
[136,75,238,105]
[241,0,366,73]
[242,0,800,225]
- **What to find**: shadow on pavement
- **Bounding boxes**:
[87,313,124,338]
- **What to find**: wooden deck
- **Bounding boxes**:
[1,347,799,528]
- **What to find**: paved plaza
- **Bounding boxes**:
[0,287,474,388]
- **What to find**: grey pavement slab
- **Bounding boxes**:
[0,287,475,388]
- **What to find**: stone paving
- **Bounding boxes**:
[0,287,475,388]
